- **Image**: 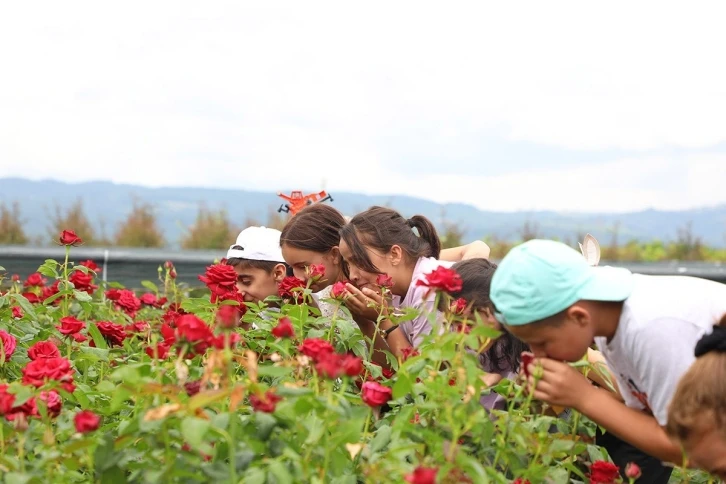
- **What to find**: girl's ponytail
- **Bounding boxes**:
[408,215,441,259]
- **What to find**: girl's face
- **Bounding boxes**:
[338,239,395,292]
[281,245,341,293]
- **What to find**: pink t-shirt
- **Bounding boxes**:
[392,257,454,348]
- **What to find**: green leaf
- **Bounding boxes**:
[368,425,392,454]
[73,289,93,302]
[267,461,292,484]
[256,365,294,378]
[187,388,231,411]
[4,473,32,484]
[549,439,575,454]
[98,465,128,484]
[242,467,266,484]
[392,374,412,400]
[181,417,211,450]
[87,323,109,349]
[37,259,59,278]
[109,387,132,413]
[78,345,110,362]
[140,281,158,293]
[8,294,36,319]
[7,382,34,407]
[275,386,313,397]
[94,433,121,471]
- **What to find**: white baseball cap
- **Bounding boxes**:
[226,226,285,263]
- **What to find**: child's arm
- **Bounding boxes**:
[527,358,684,464]
[440,240,491,261]
[585,348,623,401]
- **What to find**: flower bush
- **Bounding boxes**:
[0,236,713,483]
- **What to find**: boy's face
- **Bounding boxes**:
[232,264,285,304]
[684,420,726,480]
[503,309,593,362]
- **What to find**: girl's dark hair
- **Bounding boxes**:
[339,206,441,274]
[280,204,346,254]
[447,258,530,373]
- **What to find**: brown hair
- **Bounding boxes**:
[339,206,441,274]
[666,314,726,443]
[280,204,346,254]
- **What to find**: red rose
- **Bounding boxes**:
[361,381,392,407]
[330,281,349,299]
[305,264,326,282]
[140,293,158,306]
[184,380,202,396]
[72,333,88,343]
[278,276,306,303]
[116,290,141,316]
[22,292,40,304]
[210,333,241,350]
[164,261,174,270]
[57,316,85,336]
[376,274,393,289]
[28,341,61,360]
[69,270,97,294]
[521,352,535,379]
[24,273,47,287]
[79,260,100,272]
[38,390,62,418]
[12,306,23,319]
[405,466,438,484]
[400,348,420,362]
[625,462,641,480]
[11,274,20,282]
[249,391,282,413]
[42,280,61,303]
[215,304,243,329]
[59,230,83,246]
[271,317,295,338]
[22,357,74,388]
[513,479,531,484]
[175,315,214,355]
[96,322,128,347]
[198,264,238,303]
[449,297,468,315]
[169,268,177,279]
[0,384,16,415]
[299,338,334,361]
[0,330,17,361]
[340,354,363,377]
[315,353,344,379]
[589,460,620,484]
[145,342,171,360]
[105,288,121,301]
[125,321,150,334]
[416,266,463,293]
[74,410,101,433]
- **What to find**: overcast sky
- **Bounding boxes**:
[2,1,726,213]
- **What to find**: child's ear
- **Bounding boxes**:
[389,245,403,266]
[273,264,287,282]
[567,305,591,327]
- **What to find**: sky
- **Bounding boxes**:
[1,1,726,213]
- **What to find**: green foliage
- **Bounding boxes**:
[0,201,29,245]
[181,205,240,250]
[114,200,166,248]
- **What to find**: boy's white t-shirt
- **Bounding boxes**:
[594,274,726,426]
[392,257,454,348]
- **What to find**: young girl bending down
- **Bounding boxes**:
[667,315,726,480]
[337,206,489,357]
[281,204,489,360]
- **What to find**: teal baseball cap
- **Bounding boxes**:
[490,239,634,326]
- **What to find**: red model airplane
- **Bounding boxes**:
[277,190,334,216]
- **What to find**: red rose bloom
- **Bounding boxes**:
[400,348,420,362]
[416,266,462,293]
[125,321,150,334]
[22,292,40,304]
[57,316,85,335]
[249,391,282,413]
[145,342,171,360]
[24,273,47,287]
[278,276,306,303]
[0,330,17,361]
[210,333,241,350]
[116,290,141,317]
[0,384,16,415]
[376,273,393,289]
[140,293,159,306]
[74,410,101,433]
[28,341,61,360]
[105,288,122,301]
[79,260,100,272]
[69,270,97,294]
[340,354,364,377]
[11,306,23,319]
[271,317,295,338]
[22,357,74,389]
[521,352,535,379]
[361,381,392,407]
[405,466,438,484]
[305,264,326,282]
[513,479,531,484]
[299,338,334,361]
[38,390,62,418]
[175,315,214,355]
[450,297,468,315]
[11,274,20,282]
[330,281,349,299]
[589,460,620,484]
[215,304,242,329]
[59,229,83,246]
[625,462,641,480]
[198,263,238,303]
[96,322,128,347]
[184,380,202,396]
[315,353,344,379]
[42,280,61,303]
[72,333,88,343]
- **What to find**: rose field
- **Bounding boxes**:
[0,234,715,484]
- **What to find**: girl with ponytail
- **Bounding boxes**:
[338,206,488,356]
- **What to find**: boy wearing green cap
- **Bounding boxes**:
[490,239,726,467]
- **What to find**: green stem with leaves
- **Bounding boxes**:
[62,245,70,317]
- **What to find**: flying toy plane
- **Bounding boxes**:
[277,190,334,216]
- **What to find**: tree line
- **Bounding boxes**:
[1,200,724,261]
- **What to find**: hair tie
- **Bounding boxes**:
[406,218,415,228]
[694,325,726,357]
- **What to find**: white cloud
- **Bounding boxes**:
[1,0,726,211]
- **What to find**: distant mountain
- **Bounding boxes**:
[2,177,725,247]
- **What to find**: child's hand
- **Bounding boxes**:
[524,357,595,410]
[344,284,388,321]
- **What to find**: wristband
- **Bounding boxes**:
[383,325,399,339]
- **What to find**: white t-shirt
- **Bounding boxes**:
[393,257,455,348]
[594,274,726,426]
